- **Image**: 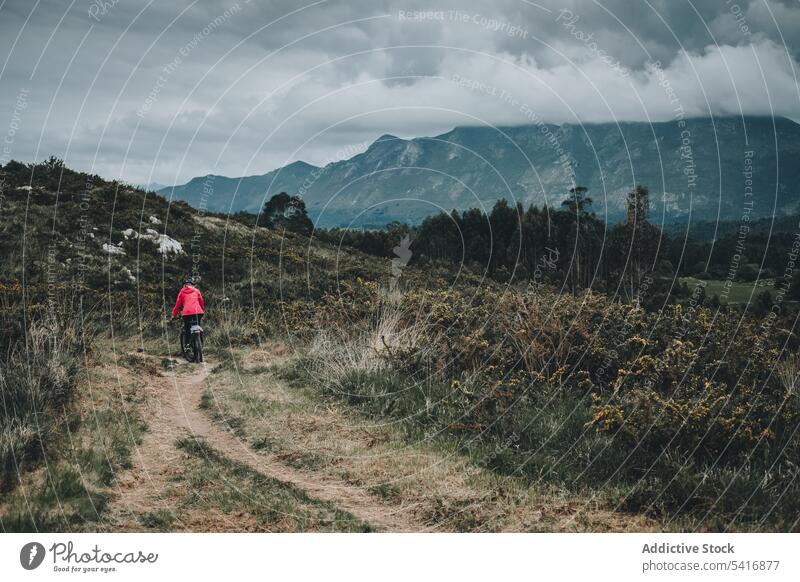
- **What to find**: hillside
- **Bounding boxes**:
[0,158,434,324]
[3,159,800,533]
[160,116,800,227]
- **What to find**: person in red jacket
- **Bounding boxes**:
[172,277,205,348]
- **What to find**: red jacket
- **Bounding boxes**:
[172,285,205,318]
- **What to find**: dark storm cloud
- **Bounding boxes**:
[1,0,799,185]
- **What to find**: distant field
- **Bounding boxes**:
[680,276,775,304]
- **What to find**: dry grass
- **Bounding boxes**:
[0,335,147,531]
[777,352,800,398]
[303,295,437,390]
[205,304,267,348]
[202,344,658,532]
[0,318,83,490]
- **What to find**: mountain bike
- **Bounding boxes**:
[178,317,204,363]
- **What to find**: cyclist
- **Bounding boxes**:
[172,277,205,349]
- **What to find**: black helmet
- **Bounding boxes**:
[184,276,195,285]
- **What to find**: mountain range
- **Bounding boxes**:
[159,116,800,228]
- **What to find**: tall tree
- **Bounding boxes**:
[611,185,660,303]
[562,185,592,215]
[561,186,597,292]
[488,199,520,275]
[262,192,313,235]
[626,184,650,226]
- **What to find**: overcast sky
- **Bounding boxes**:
[1,0,799,185]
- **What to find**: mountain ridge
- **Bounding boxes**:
[160,116,800,227]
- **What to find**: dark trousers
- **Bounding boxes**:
[182,314,202,344]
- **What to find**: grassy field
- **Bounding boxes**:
[0,339,147,531]
[0,339,373,533]
[680,276,776,304]
[197,346,659,532]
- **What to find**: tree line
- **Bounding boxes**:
[260,187,800,310]
[299,186,666,305]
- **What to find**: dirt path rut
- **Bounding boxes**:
[106,356,426,532]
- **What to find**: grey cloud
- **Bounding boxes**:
[0,0,799,185]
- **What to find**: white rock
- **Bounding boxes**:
[122,267,136,282]
[18,185,33,191]
[122,226,184,256]
[156,234,183,255]
[149,215,162,225]
[102,242,126,255]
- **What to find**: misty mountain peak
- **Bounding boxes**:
[161,116,800,227]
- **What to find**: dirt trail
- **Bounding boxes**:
[106,355,427,532]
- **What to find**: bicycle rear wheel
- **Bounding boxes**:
[191,332,203,363]
[179,330,193,361]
